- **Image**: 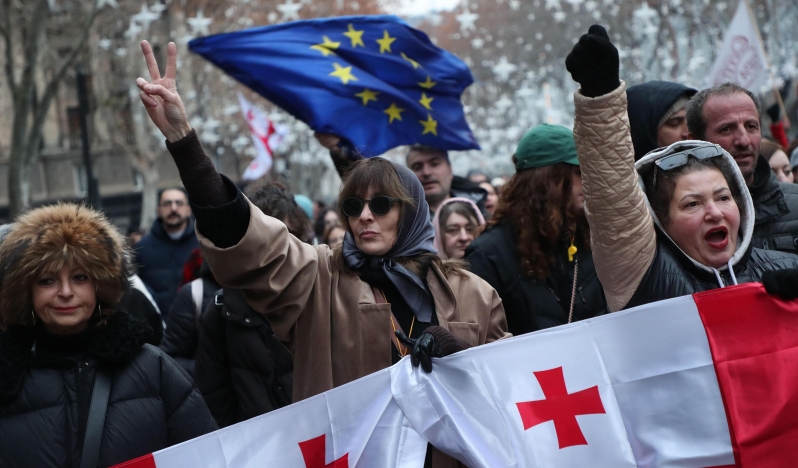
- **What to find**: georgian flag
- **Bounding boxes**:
[237,92,288,181]
[114,283,798,467]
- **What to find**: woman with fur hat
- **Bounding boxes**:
[0,203,217,467]
[565,25,798,311]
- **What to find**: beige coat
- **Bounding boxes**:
[572,82,658,312]
[200,199,510,467]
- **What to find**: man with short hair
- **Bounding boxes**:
[627,80,697,160]
[135,188,200,316]
[406,144,487,214]
[687,82,798,252]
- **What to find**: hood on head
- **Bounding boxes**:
[627,81,697,161]
[634,140,754,275]
[431,197,486,259]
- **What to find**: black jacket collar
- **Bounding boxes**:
[749,155,789,224]
[0,311,152,401]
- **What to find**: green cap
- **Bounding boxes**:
[514,124,579,171]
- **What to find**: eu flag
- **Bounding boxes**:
[189,15,480,156]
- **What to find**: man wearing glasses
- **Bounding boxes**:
[135,188,200,318]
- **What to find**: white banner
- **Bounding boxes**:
[709,0,771,93]
[237,92,288,181]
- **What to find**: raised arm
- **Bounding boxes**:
[565,26,657,312]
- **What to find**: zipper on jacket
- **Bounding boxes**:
[763,239,769,250]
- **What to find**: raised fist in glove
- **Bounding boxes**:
[565,24,620,98]
[762,268,798,300]
[396,325,471,373]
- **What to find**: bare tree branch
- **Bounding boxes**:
[24,0,103,164]
[1,0,18,99]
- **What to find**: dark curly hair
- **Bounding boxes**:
[488,161,590,280]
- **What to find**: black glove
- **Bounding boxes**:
[762,268,798,300]
[396,330,442,373]
[766,103,781,123]
[565,25,620,98]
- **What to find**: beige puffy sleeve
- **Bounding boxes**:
[572,82,657,311]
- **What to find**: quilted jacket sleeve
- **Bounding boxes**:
[572,82,657,311]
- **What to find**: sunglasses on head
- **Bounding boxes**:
[341,196,399,217]
[654,145,724,171]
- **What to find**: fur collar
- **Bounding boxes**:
[0,311,152,401]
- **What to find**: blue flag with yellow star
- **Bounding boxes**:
[189,15,479,156]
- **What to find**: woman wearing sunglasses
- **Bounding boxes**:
[565,26,798,312]
[136,40,509,468]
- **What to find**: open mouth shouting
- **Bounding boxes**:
[704,226,729,250]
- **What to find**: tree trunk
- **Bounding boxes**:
[7,149,31,217]
[139,170,160,230]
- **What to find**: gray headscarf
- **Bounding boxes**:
[342,159,438,322]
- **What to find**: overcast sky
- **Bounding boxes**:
[384,0,460,16]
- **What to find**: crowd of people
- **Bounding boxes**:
[2,25,798,467]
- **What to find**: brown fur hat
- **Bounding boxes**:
[0,203,132,329]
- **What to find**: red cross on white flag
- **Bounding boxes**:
[237,92,288,181]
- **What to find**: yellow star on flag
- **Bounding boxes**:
[401,52,421,69]
[310,35,341,56]
[419,93,434,110]
[420,114,438,136]
[418,76,437,89]
[376,30,397,54]
[384,103,405,123]
[330,63,358,85]
[343,24,365,48]
[355,88,380,106]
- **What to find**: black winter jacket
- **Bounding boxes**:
[134,219,200,316]
[626,229,798,309]
[160,262,219,376]
[465,221,607,335]
[0,311,217,468]
[749,156,798,255]
[195,288,293,428]
[119,287,163,346]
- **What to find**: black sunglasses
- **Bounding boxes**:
[341,196,398,217]
[654,145,724,171]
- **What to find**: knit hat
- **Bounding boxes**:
[514,124,579,171]
[0,203,132,329]
[657,95,691,128]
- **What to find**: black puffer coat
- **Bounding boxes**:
[748,155,798,255]
[465,221,607,335]
[195,288,293,428]
[0,311,218,468]
[161,262,219,376]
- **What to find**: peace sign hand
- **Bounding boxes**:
[136,41,192,142]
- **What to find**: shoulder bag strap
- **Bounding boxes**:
[80,368,113,468]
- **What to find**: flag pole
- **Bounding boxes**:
[742,0,789,126]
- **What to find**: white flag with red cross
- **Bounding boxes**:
[709,0,771,92]
[114,283,798,467]
[237,92,288,181]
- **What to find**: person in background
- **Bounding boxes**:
[195,183,300,428]
[293,194,315,243]
[127,226,145,246]
[0,203,216,468]
[432,198,485,260]
[490,176,506,196]
[626,80,697,161]
[322,223,346,249]
[406,144,488,215]
[761,138,794,184]
[467,171,489,184]
[466,124,607,336]
[314,207,341,239]
[135,188,199,316]
[686,82,798,253]
[478,181,498,216]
